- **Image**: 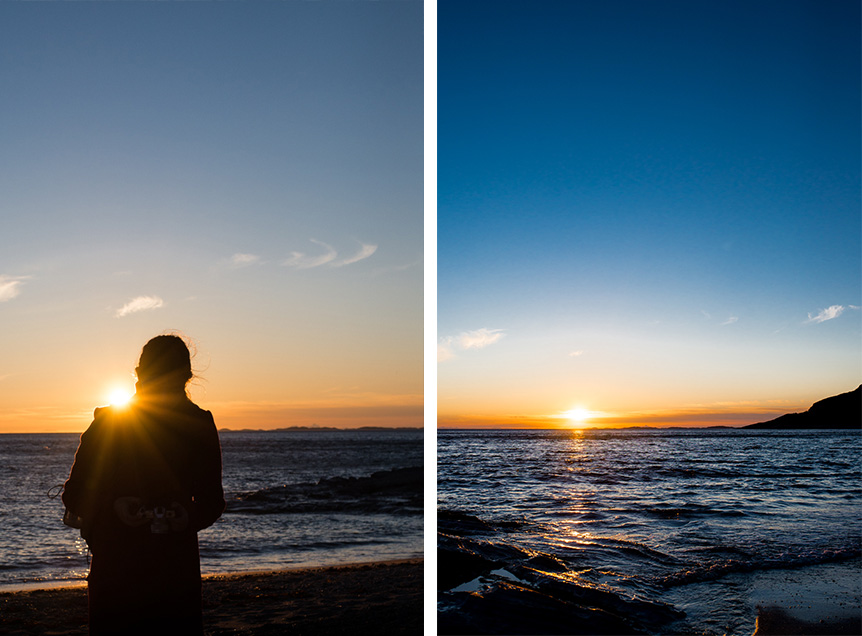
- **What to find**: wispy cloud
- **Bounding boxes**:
[437,344,456,362]
[282,239,338,269]
[805,305,847,324]
[334,243,378,267]
[457,328,506,349]
[0,276,29,302]
[702,310,737,326]
[439,328,506,362]
[116,296,164,318]
[282,240,378,269]
[568,350,585,357]
[230,253,261,268]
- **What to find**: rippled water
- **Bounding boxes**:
[0,429,423,589]
[438,428,861,635]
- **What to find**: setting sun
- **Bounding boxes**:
[107,389,133,407]
[562,408,592,426]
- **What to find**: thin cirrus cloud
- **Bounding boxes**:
[334,243,378,267]
[116,296,164,318]
[282,240,378,269]
[0,276,28,302]
[283,240,338,269]
[230,253,262,268]
[804,305,853,324]
[702,310,737,326]
[438,328,506,362]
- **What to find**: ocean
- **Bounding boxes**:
[438,428,861,635]
[0,429,423,591]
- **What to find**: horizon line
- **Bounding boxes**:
[437,425,861,431]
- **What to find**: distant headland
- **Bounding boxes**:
[744,385,861,430]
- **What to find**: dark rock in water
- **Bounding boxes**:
[438,509,527,535]
[744,385,861,429]
[437,534,535,590]
[227,466,422,515]
[523,553,569,573]
[438,509,497,535]
[438,580,647,635]
[512,568,684,626]
[437,543,499,591]
[321,466,422,494]
[437,525,684,633]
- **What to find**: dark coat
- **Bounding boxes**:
[63,395,225,635]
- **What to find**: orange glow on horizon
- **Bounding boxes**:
[557,408,608,428]
[437,401,813,429]
[0,397,424,434]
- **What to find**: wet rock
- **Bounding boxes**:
[524,553,569,573]
[227,466,422,515]
[502,565,684,632]
[438,546,498,591]
[438,580,647,635]
[438,510,496,535]
[437,535,530,590]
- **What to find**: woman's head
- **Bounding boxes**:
[135,335,193,395]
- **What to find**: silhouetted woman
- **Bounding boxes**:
[63,335,225,635]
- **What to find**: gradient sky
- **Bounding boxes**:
[438,0,861,428]
[1,2,423,433]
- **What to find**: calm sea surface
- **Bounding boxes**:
[0,429,422,590]
[438,428,861,635]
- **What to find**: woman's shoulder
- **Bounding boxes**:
[80,404,130,442]
[88,404,120,427]
[184,399,211,416]
[182,403,219,446]
[181,399,216,427]
[93,404,119,419]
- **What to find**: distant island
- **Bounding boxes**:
[219,426,422,433]
[744,385,861,429]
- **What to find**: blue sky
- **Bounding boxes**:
[438,0,860,425]
[0,2,423,431]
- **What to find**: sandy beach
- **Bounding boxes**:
[0,558,423,636]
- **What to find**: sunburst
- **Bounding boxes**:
[562,408,592,426]
[107,388,133,407]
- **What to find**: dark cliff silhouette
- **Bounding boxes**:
[744,385,861,429]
